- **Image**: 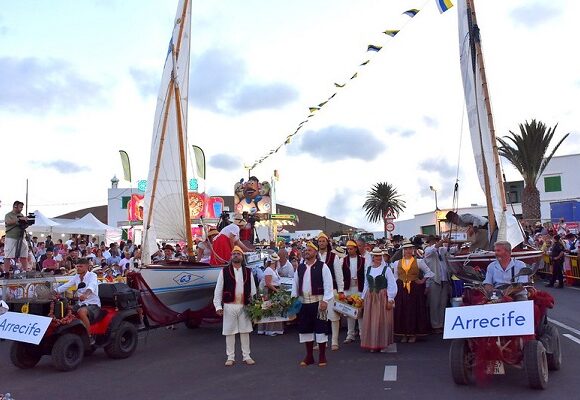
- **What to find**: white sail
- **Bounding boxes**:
[457,0,523,248]
[142,0,192,264]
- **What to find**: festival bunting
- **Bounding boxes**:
[436,0,453,13]
[245,1,446,172]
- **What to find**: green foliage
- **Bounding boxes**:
[362,182,406,224]
[244,289,298,322]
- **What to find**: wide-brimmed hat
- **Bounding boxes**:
[91,266,103,273]
[207,228,219,237]
[331,246,347,258]
[234,218,247,226]
[382,248,392,255]
[346,240,357,248]
[370,247,383,256]
[268,253,280,262]
[401,240,415,249]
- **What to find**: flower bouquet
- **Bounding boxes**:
[332,293,363,318]
[245,289,301,324]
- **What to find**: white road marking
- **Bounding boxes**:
[563,333,580,345]
[567,286,580,292]
[548,318,580,337]
[383,365,397,381]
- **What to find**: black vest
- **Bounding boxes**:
[342,255,365,292]
[222,264,252,305]
[322,250,338,290]
[297,260,325,296]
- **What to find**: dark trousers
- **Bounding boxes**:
[550,261,564,287]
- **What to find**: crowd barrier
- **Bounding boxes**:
[537,254,580,285]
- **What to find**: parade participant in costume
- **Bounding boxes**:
[361,248,397,352]
[277,248,294,278]
[210,218,252,266]
[317,233,346,351]
[198,228,219,264]
[342,240,365,344]
[291,241,334,367]
[423,235,451,333]
[257,253,284,336]
[382,247,393,266]
[392,240,434,343]
[357,239,372,266]
[213,246,257,366]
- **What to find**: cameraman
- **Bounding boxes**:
[2,201,29,276]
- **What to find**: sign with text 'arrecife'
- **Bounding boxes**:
[0,312,52,344]
[443,301,534,339]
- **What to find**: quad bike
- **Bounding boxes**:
[8,282,141,372]
[448,266,561,390]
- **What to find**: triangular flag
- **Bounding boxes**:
[350,72,358,79]
[436,0,454,13]
[318,100,328,107]
[360,60,370,66]
[383,29,399,37]
[403,9,420,17]
[334,82,345,88]
[367,44,382,52]
[309,107,320,113]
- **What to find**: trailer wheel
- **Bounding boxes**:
[52,334,84,371]
[524,340,548,390]
[10,342,42,369]
[449,339,474,385]
[543,324,562,371]
[105,321,138,359]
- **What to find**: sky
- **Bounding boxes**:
[1,0,579,232]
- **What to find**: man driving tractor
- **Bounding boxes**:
[483,241,530,300]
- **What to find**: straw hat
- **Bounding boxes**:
[207,228,219,237]
[331,246,347,258]
[91,266,103,273]
[401,240,415,249]
[234,218,247,226]
[382,248,392,255]
[370,247,383,256]
[269,253,280,262]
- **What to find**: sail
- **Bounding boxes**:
[457,0,523,247]
[142,0,192,264]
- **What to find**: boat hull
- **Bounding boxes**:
[137,262,221,314]
[447,249,544,270]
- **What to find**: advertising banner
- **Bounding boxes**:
[443,300,535,339]
[0,311,53,344]
[128,193,224,221]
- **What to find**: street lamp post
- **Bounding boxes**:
[429,186,439,211]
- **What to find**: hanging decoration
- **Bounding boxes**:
[245,1,453,172]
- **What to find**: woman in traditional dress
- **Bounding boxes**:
[361,248,397,352]
[257,254,284,336]
[210,218,252,266]
[392,240,434,343]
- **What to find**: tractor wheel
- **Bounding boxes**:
[524,340,548,390]
[105,321,138,359]
[10,342,42,369]
[543,324,562,371]
[52,334,84,371]
[449,339,474,385]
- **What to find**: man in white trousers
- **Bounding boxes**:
[213,246,257,366]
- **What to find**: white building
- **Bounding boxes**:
[389,153,580,238]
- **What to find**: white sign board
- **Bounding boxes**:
[443,301,534,339]
[0,311,53,344]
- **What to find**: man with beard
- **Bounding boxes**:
[213,246,257,366]
[423,235,451,333]
[357,239,372,266]
[317,233,345,351]
[342,240,365,343]
[292,241,334,367]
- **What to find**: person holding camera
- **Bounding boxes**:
[2,201,30,276]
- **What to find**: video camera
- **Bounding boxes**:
[18,212,35,228]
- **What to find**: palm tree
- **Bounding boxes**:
[497,119,569,224]
[363,182,406,238]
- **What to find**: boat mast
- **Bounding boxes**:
[466,0,507,234]
[173,0,194,259]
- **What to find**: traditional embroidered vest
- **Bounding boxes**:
[397,257,419,293]
[321,250,337,290]
[297,260,325,296]
[366,265,388,293]
[342,255,365,292]
[222,264,252,305]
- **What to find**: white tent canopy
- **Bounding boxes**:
[53,213,121,244]
[28,209,60,234]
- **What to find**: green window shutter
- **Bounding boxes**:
[121,196,131,209]
[544,176,562,192]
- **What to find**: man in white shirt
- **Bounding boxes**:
[55,258,101,343]
[277,248,294,278]
[213,246,257,366]
[291,241,334,367]
[357,239,372,266]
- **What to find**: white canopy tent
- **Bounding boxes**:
[28,210,60,235]
[52,213,122,245]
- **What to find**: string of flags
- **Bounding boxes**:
[244,0,454,172]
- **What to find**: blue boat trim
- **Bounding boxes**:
[151,282,216,293]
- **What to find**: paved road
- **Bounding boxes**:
[2,283,579,400]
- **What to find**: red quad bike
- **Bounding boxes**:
[9,282,141,372]
[449,265,561,390]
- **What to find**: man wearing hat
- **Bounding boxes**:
[198,227,219,264]
[213,246,257,366]
[291,241,334,366]
[423,235,451,333]
[210,217,253,266]
[317,232,345,351]
[342,240,366,344]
